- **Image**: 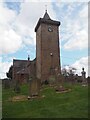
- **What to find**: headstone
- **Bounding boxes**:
[81,68,87,84]
[29,77,40,97]
[14,80,21,93]
[54,67,63,85]
[54,67,70,92]
[49,75,56,86]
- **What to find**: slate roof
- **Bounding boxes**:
[13,59,36,75]
[13,59,29,68]
[13,59,30,75]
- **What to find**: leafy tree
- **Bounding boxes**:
[6,65,13,79]
[69,67,77,76]
[62,68,68,77]
[61,66,77,77]
[62,66,77,84]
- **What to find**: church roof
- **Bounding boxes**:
[35,11,60,32]
[13,59,29,68]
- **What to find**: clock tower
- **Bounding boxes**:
[35,11,61,82]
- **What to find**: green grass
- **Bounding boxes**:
[2,83,88,118]
[0,81,2,119]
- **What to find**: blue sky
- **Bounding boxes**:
[4,1,21,13]
[0,0,89,78]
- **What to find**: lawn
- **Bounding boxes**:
[2,83,88,118]
[0,81,2,120]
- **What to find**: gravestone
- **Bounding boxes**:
[29,77,40,97]
[48,66,63,87]
[14,79,21,93]
[54,67,70,92]
[49,75,56,86]
[55,72,64,89]
[54,67,63,85]
[81,68,87,84]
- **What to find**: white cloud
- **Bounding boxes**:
[79,4,88,19]
[25,0,52,2]
[0,0,89,2]
[62,56,88,77]
[2,2,88,54]
[0,2,56,55]
[0,29,22,54]
[0,57,12,79]
[59,3,88,51]
[0,2,23,55]
[13,2,56,46]
[55,0,89,2]
[0,4,15,25]
[64,30,88,50]
[3,0,52,2]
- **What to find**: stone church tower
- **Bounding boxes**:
[35,10,61,82]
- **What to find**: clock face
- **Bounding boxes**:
[48,26,53,32]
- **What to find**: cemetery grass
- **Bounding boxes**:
[2,83,88,118]
[0,81,2,119]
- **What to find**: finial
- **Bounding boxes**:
[45,5,47,12]
[82,67,84,71]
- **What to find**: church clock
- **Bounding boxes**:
[48,26,53,32]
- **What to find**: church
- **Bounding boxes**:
[12,10,61,84]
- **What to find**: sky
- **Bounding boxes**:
[0,0,89,79]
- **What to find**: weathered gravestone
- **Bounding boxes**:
[28,77,40,98]
[54,67,64,88]
[48,67,56,86]
[56,74,64,87]
[48,66,63,87]
[54,67,70,93]
[49,75,56,86]
[14,79,21,93]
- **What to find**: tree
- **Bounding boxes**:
[6,65,13,79]
[61,66,77,84]
[61,66,77,77]
[61,67,68,77]
[68,67,77,76]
